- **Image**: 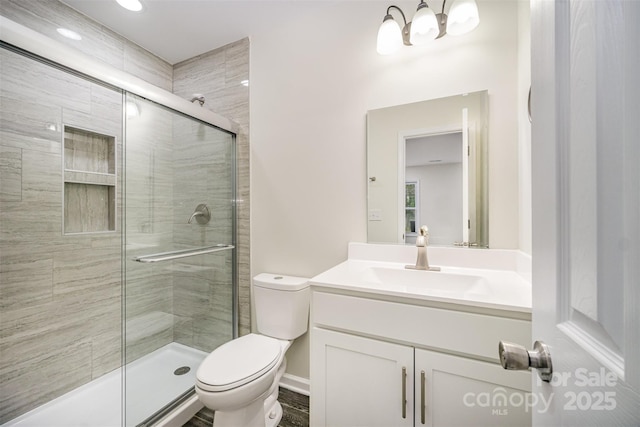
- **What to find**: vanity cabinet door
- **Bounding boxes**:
[414,348,532,427]
[310,328,414,427]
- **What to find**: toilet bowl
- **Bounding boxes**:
[195,273,310,427]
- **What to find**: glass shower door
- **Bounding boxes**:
[123,93,236,426]
[0,44,124,427]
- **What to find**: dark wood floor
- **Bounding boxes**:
[182,387,309,427]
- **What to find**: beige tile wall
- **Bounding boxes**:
[0,1,250,422]
[171,117,236,351]
[123,96,176,363]
[0,47,123,423]
[173,38,251,336]
[0,0,173,91]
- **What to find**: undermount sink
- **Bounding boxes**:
[363,266,492,297]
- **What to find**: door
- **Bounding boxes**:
[415,349,531,427]
[310,328,414,427]
[531,0,640,424]
[398,126,468,246]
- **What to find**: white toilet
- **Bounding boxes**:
[195,273,310,427]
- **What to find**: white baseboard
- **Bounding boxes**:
[279,373,310,396]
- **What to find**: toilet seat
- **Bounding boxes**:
[196,334,282,392]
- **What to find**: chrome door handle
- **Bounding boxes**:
[498,340,553,382]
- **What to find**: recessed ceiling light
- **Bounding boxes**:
[116,0,143,12]
[56,28,82,40]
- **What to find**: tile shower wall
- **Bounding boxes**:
[0,0,251,421]
[123,97,176,363]
[173,39,251,336]
[125,97,236,358]
[0,47,123,423]
[171,119,235,351]
[1,1,251,341]
[0,0,173,91]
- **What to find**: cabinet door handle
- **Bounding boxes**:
[401,366,407,419]
[420,370,426,424]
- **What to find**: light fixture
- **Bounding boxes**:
[446,0,480,35]
[376,9,404,55]
[116,0,143,12]
[410,2,439,45]
[376,0,480,55]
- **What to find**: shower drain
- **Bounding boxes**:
[174,366,191,376]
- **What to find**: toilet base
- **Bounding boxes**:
[264,400,283,427]
[210,358,286,427]
[212,386,283,427]
[199,339,292,427]
[213,397,264,427]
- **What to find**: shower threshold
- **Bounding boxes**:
[3,343,208,427]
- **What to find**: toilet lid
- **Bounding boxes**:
[196,334,282,392]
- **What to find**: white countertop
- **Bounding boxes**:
[309,243,532,314]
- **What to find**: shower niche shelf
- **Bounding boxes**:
[63,125,116,234]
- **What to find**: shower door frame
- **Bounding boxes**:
[0,17,238,136]
[123,94,239,426]
[1,15,240,426]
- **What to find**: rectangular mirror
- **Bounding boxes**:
[367,91,489,247]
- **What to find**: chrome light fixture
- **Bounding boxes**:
[376,0,480,55]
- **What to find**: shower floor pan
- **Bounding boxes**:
[4,342,208,427]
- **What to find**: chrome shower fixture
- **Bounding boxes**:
[190,94,205,106]
[188,204,211,225]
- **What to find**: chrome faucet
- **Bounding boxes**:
[406,226,440,271]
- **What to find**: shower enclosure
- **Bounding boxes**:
[123,93,236,424]
[0,18,237,427]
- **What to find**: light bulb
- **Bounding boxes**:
[446,0,480,36]
[377,15,403,55]
[410,4,439,45]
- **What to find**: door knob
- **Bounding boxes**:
[498,340,553,382]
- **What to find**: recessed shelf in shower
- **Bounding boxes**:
[63,125,117,234]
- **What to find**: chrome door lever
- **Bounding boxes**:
[498,340,553,382]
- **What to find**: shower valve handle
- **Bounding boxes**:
[188,204,210,224]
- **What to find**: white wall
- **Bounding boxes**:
[250,0,526,380]
[517,0,532,255]
[406,163,463,245]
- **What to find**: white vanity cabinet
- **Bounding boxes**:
[414,348,532,426]
[312,328,414,427]
[309,290,532,427]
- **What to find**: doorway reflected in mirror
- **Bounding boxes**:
[367,90,488,247]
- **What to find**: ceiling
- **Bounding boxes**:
[59,0,325,64]
[406,132,463,167]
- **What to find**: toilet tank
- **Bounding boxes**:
[253,273,310,340]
